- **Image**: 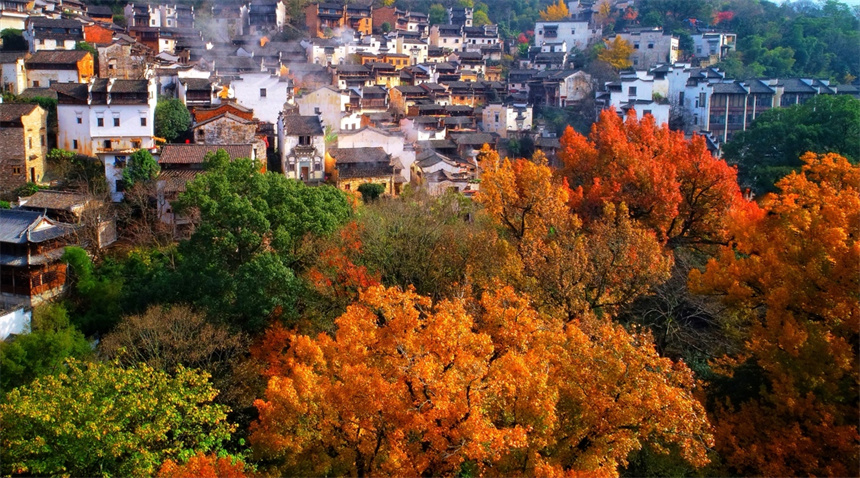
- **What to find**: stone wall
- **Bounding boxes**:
[194,116,257,145]
[0,106,47,193]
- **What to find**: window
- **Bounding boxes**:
[643,109,652,116]
[634,42,639,49]
[103,139,111,149]
[32,81,39,87]
[116,179,125,192]
[132,140,141,149]
[140,117,147,126]
[260,88,267,97]
[113,117,120,127]
[73,139,78,149]
[28,137,32,148]
[12,166,21,174]
[647,43,654,49]
[628,86,637,96]
[41,135,45,146]
[299,135,311,145]
[97,117,104,127]
[76,116,82,124]
[679,92,685,104]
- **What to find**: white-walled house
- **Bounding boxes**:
[0,52,27,95]
[296,85,348,132]
[337,126,414,182]
[55,78,157,201]
[228,72,294,124]
[534,20,599,51]
[24,17,83,53]
[481,103,533,139]
[278,113,325,182]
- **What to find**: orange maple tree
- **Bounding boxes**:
[157,453,250,478]
[690,152,860,476]
[250,285,713,477]
[476,148,672,318]
[559,109,745,248]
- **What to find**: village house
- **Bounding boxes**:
[24,17,83,52]
[326,146,404,195]
[228,72,294,124]
[18,190,116,248]
[481,103,533,139]
[612,27,679,70]
[0,103,48,193]
[0,208,76,308]
[98,37,152,79]
[54,78,157,201]
[25,50,93,87]
[278,113,325,182]
[157,143,261,235]
[0,51,27,95]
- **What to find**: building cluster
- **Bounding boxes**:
[2,0,860,320]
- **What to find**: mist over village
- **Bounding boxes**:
[0,0,858,476]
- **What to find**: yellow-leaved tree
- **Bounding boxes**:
[540,0,569,21]
[598,36,634,70]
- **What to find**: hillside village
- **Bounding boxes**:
[2,0,859,323]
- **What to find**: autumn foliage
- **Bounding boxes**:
[539,0,569,21]
[250,285,713,477]
[477,147,672,319]
[598,37,634,70]
[158,453,251,478]
[558,109,746,247]
[691,153,860,476]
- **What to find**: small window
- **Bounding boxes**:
[103,139,111,149]
[12,166,22,174]
[140,117,147,126]
[33,80,39,87]
[114,117,120,127]
[643,109,652,116]
[628,86,637,96]
[97,117,104,127]
[116,179,125,192]
[634,43,639,49]
[260,88,267,97]
[28,137,32,148]
[73,139,78,149]
[132,140,141,149]
[77,116,82,124]
[648,43,654,49]
[41,135,45,146]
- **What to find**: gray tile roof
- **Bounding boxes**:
[0,209,74,244]
[282,115,323,135]
[159,144,255,165]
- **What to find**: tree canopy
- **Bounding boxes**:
[154,97,191,143]
[722,95,860,194]
[1,360,236,477]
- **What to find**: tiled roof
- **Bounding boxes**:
[180,77,212,91]
[712,81,747,94]
[0,209,74,244]
[19,190,87,211]
[158,169,202,193]
[29,17,83,29]
[0,103,38,122]
[159,144,255,165]
[0,52,26,63]
[19,87,57,100]
[328,147,389,164]
[283,115,323,135]
[110,79,149,93]
[25,50,89,66]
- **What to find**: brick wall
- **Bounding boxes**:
[0,106,47,193]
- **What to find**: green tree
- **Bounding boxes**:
[0,303,91,394]
[0,360,236,477]
[473,10,491,27]
[122,148,160,189]
[62,246,124,335]
[0,28,26,51]
[429,4,447,26]
[723,95,860,194]
[356,182,386,202]
[154,97,191,143]
[173,149,352,331]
